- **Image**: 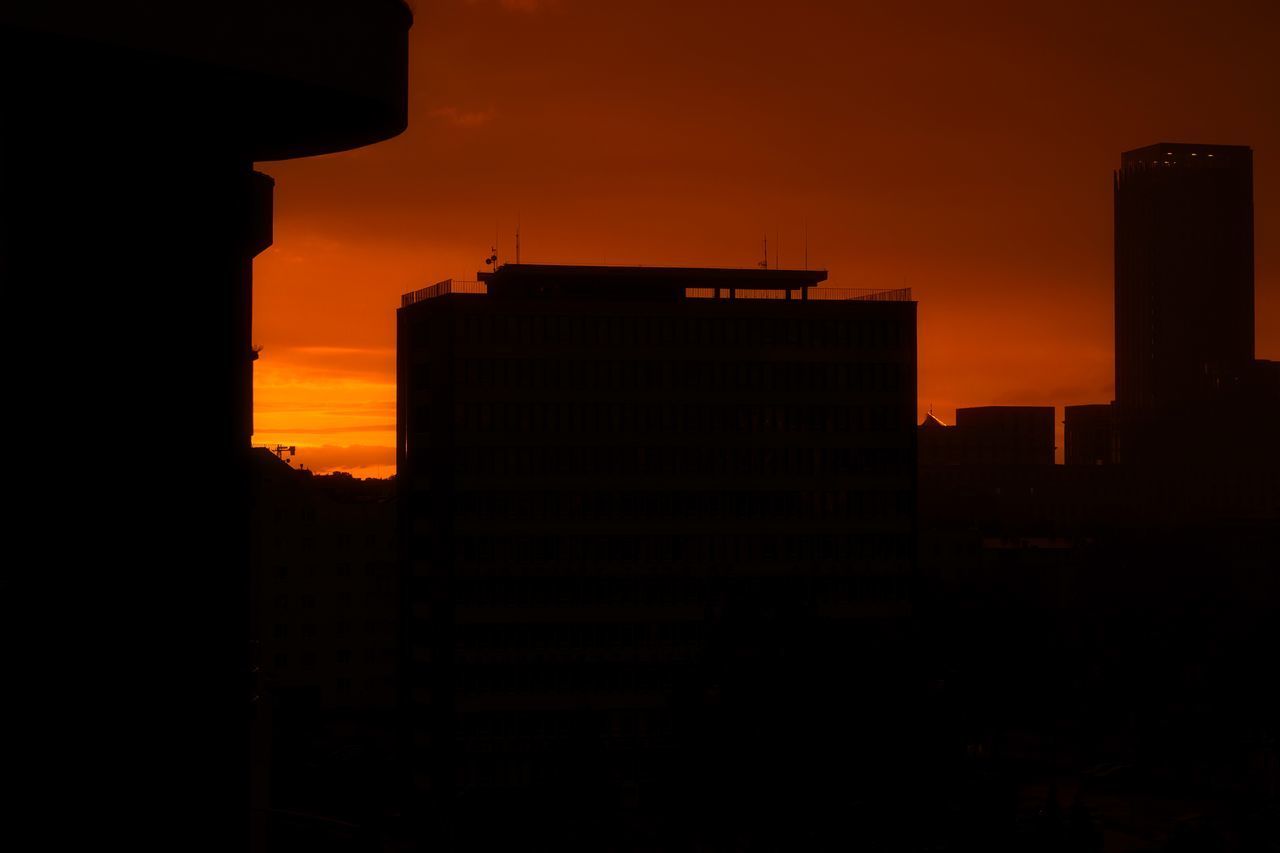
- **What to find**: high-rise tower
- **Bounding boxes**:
[1113,142,1254,461]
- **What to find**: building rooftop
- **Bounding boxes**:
[401,263,912,307]
[481,263,827,291]
[1120,142,1251,169]
[920,412,951,429]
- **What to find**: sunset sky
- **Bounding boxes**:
[253,0,1279,477]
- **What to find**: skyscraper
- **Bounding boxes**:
[1113,142,1254,461]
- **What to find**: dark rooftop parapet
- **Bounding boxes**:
[481,262,827,292]
[1119,142,1251,171]
[401,264,911,307]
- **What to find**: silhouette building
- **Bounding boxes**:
[918,406,1055,466]
[916,143,1280,849]
[397,263,918,845]
[1063,403,1115,466]
[3,6,411,850]
[249,450,400,843]
[1113,142,1258,463]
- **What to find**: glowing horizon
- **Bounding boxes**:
[252,0,1279,477]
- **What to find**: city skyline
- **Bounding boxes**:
[8,5,1276,850]
[252,0,1280,477]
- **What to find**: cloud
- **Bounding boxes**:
[253,345,395,383]
[291,346,395,356]
[466,0,560,12]
[254,400,394,415]
[429,106,497,128]
[266,424,395,436]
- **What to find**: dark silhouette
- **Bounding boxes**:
[919,406,1056,466]
[1113,143,1275,466]
[6,3,1277,842]
[916,147,1279,852]
[1063,404,1115,466]
[397,264,920,850]
[249,451,401,848]
[2,5,410,852]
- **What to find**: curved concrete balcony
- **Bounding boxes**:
[3,0,412,159]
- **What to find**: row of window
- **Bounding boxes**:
[436,599,902,651]
[438,573,910,609]
[270,592,388,610]
[448,489,913,522]
[447,312,908,350]
[440,402,906,435]
[272,621,396,640]
[452,620,708,651]
[454,663,683,695]
[422,533,912,565]
[270,560,394,579]
[270,649,395,669]
[440,444,911,479]
[438,357,908,394]
[452,709,665,743]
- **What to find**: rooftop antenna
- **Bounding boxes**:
[804,219,809,271]
[759,232,768,269]
[515,214,521,264]
[775,226,780,270]
[258,444,297,463]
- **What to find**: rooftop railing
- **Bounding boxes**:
[402,281,911,306]
[685,287,912,302]
[401,279,485,307]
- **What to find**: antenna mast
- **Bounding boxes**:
[759,233,768,269]
[515,215,521,264]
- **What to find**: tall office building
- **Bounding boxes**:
[397,264,918,847]
[1114,142,1254,462]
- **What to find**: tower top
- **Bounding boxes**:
[1120,143,1251,169]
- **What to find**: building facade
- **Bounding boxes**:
[397,264,918,847]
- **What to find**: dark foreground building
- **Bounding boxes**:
[4,6,411,850]
[249,450,401,847]
[398,264,919,849]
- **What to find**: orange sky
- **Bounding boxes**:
[253,0,1280,477]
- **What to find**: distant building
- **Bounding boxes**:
[919,406,1055,466]
[1064,403,1114,466]
[397,263,918,844]
[1113,142,1261,463]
